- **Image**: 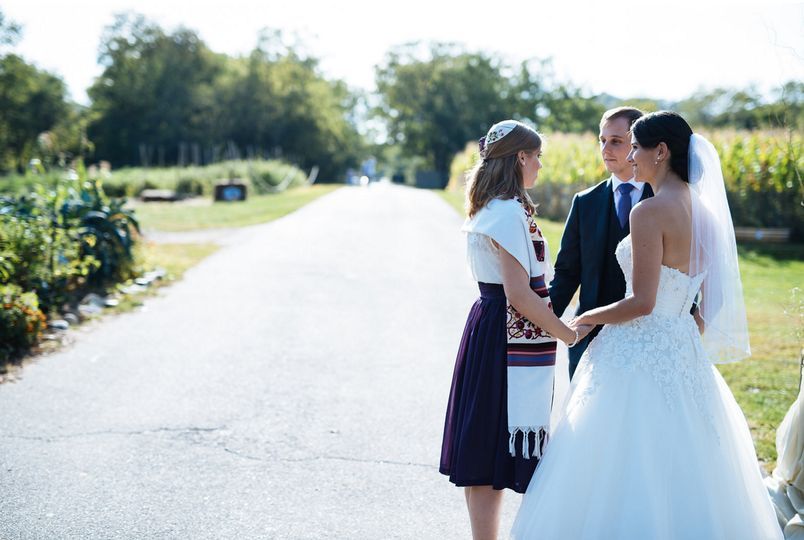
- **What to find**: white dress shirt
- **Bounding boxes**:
[611,174,646,210]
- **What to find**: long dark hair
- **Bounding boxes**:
[631,111,694,182]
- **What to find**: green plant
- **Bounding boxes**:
[0,192,82,310]
[62,178,140,287]
[175,177,205,197]
[0,284,46,362]
[0,232,17,282]
[0,166,140,310]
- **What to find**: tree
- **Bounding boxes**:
[676,83,803,130]
[0,9,21,49]
[212,31,363,179]
[375,43,514,186]
[766,81,803,130]
[88,17,363,179]
[0,10,68,172]
[39,103,94,168]
[88,13,222,166]
[510,59,606,133]
[538,83,606,133]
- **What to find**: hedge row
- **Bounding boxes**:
[1,159,309,199]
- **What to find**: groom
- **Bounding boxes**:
[549,106,652,378]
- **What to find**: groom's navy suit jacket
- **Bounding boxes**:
[549,178,653,378]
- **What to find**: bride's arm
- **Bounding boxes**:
[573,204,663,326]
[498,245,579,346]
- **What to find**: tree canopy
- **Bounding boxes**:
[85,14,363,180]
[0,9,799,183]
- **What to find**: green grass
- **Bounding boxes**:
[109,242,221,312]
[93,243,221,314]
[438,188,802,469]
[719,244,802,465]
[137,242,220,282]
[130,184,341,232]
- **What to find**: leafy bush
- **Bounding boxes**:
[1,159,309,198]
[100,180,127,198]
[0,191,88,310]
[0,233,15,282]
[0,168,139,312]
[64,179,140,286]
[0,284,46,362]
[247,161,307,195]
[447,141,479,194]
[103,159,308,197]
[175,177,205,197]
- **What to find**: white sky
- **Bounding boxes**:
[4,0,803,105]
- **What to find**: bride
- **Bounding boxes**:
[511,111,783,539]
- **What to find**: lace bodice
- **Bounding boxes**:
[615,235,705,318]
[572,236,716,426]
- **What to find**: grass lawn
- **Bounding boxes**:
[121,184,344,302]
[137,242,221,282]
[130,184,341,232]
[115,184,342,311]
[438,189,802,469]
[109,242,221,313]
[121,185,344,301]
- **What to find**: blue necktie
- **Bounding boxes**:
[616,183,635,229]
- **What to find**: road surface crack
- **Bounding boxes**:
[223,447,434,469]
[0,425,225,442]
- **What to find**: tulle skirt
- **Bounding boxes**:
[511,316,783,539]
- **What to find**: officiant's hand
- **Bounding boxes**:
[571,323,594,342]
[569,313,593,328]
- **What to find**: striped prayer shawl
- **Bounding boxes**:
[506,208,557,460]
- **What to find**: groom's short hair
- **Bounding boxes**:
[600,107,644,130]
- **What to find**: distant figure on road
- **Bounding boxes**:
[439,120,591,540]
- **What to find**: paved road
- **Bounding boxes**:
[0,183,553,539]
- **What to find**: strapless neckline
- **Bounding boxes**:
[616,235,694,280]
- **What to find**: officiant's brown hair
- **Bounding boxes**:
[466,121,542,218]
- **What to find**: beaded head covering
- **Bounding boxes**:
[478,120,520,158]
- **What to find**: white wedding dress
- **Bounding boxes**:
[511,236,783,539]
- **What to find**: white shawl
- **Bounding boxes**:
[463,198,556,459]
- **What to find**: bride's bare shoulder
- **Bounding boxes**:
[631,196,673,223]
[632,194,690,241]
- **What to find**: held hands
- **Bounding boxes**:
[565,318,594,347]
[572,324,594,344]
[569,313,593,328]
[567,316,595,347]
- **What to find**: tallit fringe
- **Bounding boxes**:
[508,426,549,460]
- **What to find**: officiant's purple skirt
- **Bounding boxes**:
[439,282,540,493]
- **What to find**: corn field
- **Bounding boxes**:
[449,129,803,239]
